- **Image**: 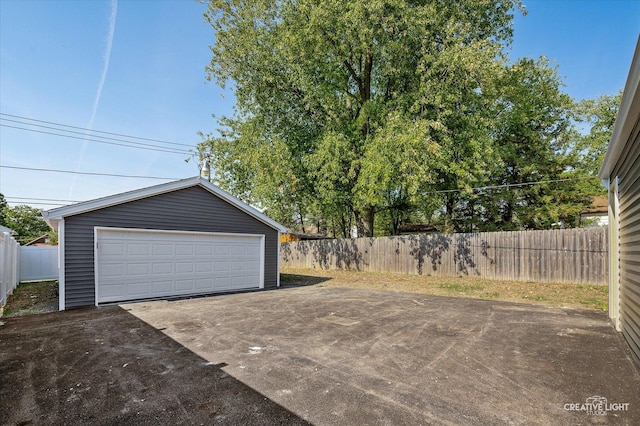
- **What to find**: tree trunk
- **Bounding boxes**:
[356,206,375,237]
[445,195,455,232]
[298,211,306,234]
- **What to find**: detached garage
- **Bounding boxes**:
[43,177,287,310]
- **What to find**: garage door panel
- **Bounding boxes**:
[153,244,173,256]
[102,242,126,256]
[152,280,173,293]
[152,263,173,274]
[100,263,125,277]
[215,262,230,272]
[100,283,125,297]
[175,262,194,273]
[231,276,249,286]
[247,246,261,256]
[232,246,246,256]
[175,279,195,292]
[127,282,152,297]
[127,263,151,276]
[215,277,230,288]
[197,245,214,256]
[127,244,150,256]
[176,244,194,256]
[196,262,213,273]
[196,277,213,290]
[96,229,263,303]
[215,246,230,256]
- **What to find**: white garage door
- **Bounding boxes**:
[95,228,264,304]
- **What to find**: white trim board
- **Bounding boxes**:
[58,219,65,311]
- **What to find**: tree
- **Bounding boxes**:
[0,193,7,227]
[201,0,523,236]
[572,92,621,195]
[2,205,51,245]
[479,57,585,230]
[434,57,613,232]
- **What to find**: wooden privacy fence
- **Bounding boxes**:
[281,227,608,285]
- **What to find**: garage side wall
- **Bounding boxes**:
[610,115,640,365]
[63,186,278,308]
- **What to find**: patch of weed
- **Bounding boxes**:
[481,292,500,299]
[2,281,58,318]
[522,294,549,302]
[580,297,608,311]
[438,283,485,292]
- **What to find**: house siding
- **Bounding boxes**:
[64,186,278,308]
[611,116,640,364]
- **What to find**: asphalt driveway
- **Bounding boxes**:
[2,283,639,425]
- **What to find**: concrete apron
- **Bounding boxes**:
[124,286,640,425]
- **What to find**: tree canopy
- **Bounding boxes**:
[199,0,614,236]
[0,199,52,245]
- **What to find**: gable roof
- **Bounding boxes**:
[600,35,640,180]
[24,234,54,246]
[42,176,288,233]
[581,195,608,215]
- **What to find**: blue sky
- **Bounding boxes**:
[0,0,638,211]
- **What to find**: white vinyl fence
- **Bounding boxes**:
[1,232,20,307]
[19,246,59,282]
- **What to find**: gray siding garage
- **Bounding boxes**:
[600,36,640,365]
[43,177,287,309]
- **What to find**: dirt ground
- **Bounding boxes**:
[282,267,609,310]
[0,306,309,425]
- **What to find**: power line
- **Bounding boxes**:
[0,164,182,180]
[0,112,195,148]
[0,124,193,155]
[315,175,602,200]
[429,176,601,195]
[0,117,195,152]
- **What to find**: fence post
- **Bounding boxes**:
[1,232,6,306]
[1,231,20,307]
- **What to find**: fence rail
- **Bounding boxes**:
[281,227,608,285]
[1,232,20,307]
